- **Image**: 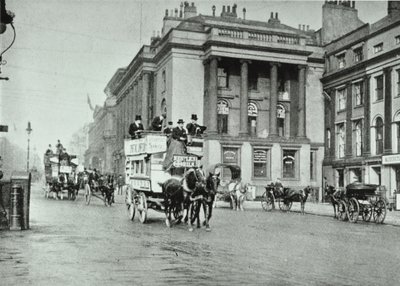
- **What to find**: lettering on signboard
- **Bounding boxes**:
[253,150,267,163]
[173,155,198,168]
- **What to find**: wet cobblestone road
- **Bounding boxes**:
[1,183,400,285]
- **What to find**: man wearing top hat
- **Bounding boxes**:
[129,115,144,139]
[186,114,207,145]
[163,121,174,136]
[172,119,187,143]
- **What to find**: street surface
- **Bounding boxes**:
[1,183,400,286]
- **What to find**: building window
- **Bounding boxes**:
[350,168,362,183]
[282,149,298,179]
[374,43,383,54]
[327,128,331,150]
[277,104,286,137]
[353,81,363,106]
[375,75,383,101]
[397,69,400,97]
[396,35,400,45]
[248,102,258,136]
[397,122,400,153]
[217,99,229,134]
[248,68,258,90]
[354,120,362,157]
[162,70,166,92]
[336,123,345,158]
[337,169,344,187]
[375,117,383,155]
[354,48,363,62]
[253,149,268,178]
[310,151,316,181]
[337,53,346,69]
[337,88,346,111]
[218,68,228,88]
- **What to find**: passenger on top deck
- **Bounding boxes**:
[151,114,165,131]
[129,115,144,139]
[186,114,207,145]
[45,144,54,156]
[162,119,187,170]
[56,139,63,155]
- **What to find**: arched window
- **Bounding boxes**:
[248,102,258,136]
[277,104,286,137]
[375,117,383,155]
[217,99,229,134]
[354,120,362,156]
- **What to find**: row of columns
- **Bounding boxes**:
[207,57,307,138]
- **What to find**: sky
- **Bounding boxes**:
[0,0,388,158]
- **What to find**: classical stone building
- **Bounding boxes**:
[104,2,326,199]
[322,1,400,198]
[84,96,116,173]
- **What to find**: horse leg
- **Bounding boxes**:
[196,201,201,228]
[188,202,194,232]
[164,198,171,227]
[301,198,305,215]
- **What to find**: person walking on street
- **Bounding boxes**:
[117,174,124,195]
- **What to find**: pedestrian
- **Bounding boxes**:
[151,114,165,131]
[117,174,124,195]
[129,115,144,139]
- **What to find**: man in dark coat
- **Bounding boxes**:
[129,115,144,139]
[186,114,207,145]
[151,114,165,131]
[172,119,187,143]
[163,121,174,136]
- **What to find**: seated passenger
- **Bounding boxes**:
[129,115,144,139]
[186,114,206,145]
[151,114,165,132]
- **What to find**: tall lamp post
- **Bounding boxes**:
[26,121,32,172]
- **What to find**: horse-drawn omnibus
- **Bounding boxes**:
[43,152,78,200]
[124,132,204,226]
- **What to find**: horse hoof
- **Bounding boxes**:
[197,225,201,229]
[206,227,211,232]
[165,219,171,228]
[189,227,194,232]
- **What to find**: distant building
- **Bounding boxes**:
[322,1,400,199]
[103,2,326,199]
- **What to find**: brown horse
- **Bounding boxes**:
[325,185,346,219]
[282,186,313,214]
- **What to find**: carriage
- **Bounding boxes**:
[261,183,312,213]
[43,153,78,200]
[84,172,114,207]
[333,183,387,224]
[124,132,204,224]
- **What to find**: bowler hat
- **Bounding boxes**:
[135,115,142,120]
[191,114,198,120]
[177,119,184,124]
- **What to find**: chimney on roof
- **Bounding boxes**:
[222,5,226,13]
[298,24,301,30]
[275,12,278,19]
[302,24,305,30]
[221,4,238,18]
[243,7,246,20]
[183,1,197,18]
[175,8,178,17]
[180,2,183,17]
[212,5,216,17]
[270,12,273,19]
[165,9,169,17]
[233,4,237,16]
[307,25,309,31]
[268,12,280,24]
[227,5,230,13]
[388,1,400,16]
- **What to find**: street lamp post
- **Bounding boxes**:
[26,121,32,172]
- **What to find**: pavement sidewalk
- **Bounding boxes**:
[242,200,400,226]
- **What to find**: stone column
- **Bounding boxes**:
[208,57,218,134]
[239,60,249,136]
[384,67,393,154]
[298,65,307,138]
[142,72,150,128]
[269,63,278,137]
[330,89,336,159]
[363,75,371,156]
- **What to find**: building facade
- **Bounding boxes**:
[322,1,400,199]
[103,2,326,199]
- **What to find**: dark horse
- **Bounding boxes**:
[160,168,206,231]
[325,185,346,219]
[281,186,313,214]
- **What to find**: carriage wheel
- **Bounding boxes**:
[361,203,372,222]
[278,199,293,212]
[85,184,91,205]
[338,200,348,221]
[261,192,274,211]
[373,199,387,224]
[347,198,359,223]
[127,202,136,221]
[137,192,148,224]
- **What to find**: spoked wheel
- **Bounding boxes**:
[85,184,91,205]
[361,203,373,222]
[373,199,387,224]
[347,198,359,223]
[137,192,148,224]
[338,200,348,221]
[278,199,293,212]
[127,202,136,221]
[261,192,274,211]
